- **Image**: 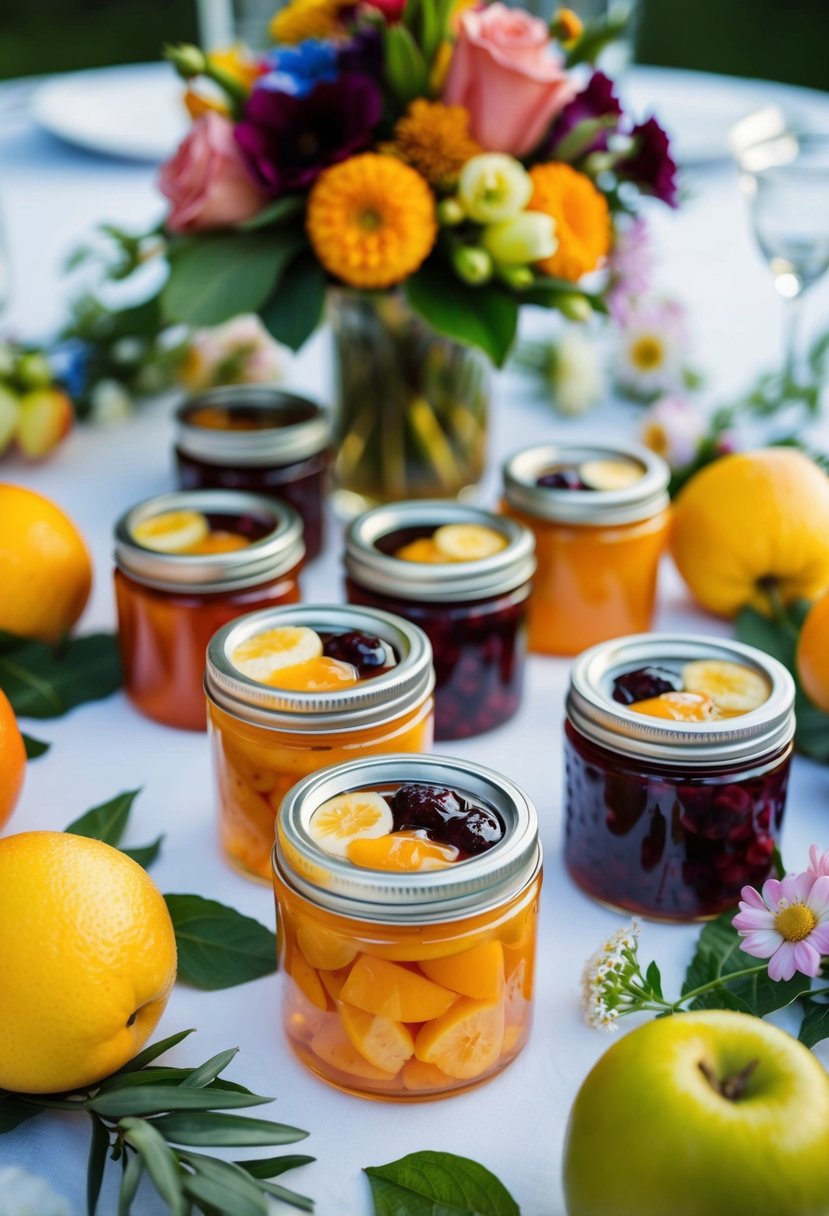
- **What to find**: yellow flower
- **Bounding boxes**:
[270,0,350,45]
[208,45,263,91]
[307,154,437,290]
[387,100,481,190]
[528,162,611,282]
[551,7,583,43]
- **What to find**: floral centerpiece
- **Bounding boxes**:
[143,0,677,504]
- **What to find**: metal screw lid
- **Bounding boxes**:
[274,753,541,924]
[114,489,305,593]
[567,633,796,768]
[205,604,435,733]
[175,386,330,467]
[345,500,536,603]
[502,441,670,526]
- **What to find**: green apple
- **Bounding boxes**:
[16,389,73,459]
[563,1011,829,1216]
[0,385,20,455]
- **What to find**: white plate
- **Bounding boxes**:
[31,63,189,162]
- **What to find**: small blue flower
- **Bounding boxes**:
[258,40,339,98]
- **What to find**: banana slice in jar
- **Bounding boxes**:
[681,659,770,714]
[579,459,642,491]
[132,509,210,553]
[432,524,507,562]
[309,791,394,859]
[230,626,323,683]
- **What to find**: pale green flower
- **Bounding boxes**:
[482,212,556,266]
[458,154,533,224]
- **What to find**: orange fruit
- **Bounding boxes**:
[401,1057,453,1091]
[0,832,176,1093]
[296,920,359,971]
[186,531,250,554]
[629,691,720,722]
[319,966,353,1002]
[131,509,208,553]
[339,1002,414,1072]
[308,791,393,859]
[0,484,92,641]
[0,688,25,831]
[347,830,458,872]
[288,953,328,1011]
[267,656,359,692]
[798,591,829,713]
[414,997,505,1079]
[670,449,829,617]
[340,954,456,1022]
[420,941,504,1001]
[310,1019,399,1081]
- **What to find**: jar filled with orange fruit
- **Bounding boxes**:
[501,443,670,656]
[205,605,435,881]
[564,634,795,921]
[273,753,542,1101]
[114,490,304,731]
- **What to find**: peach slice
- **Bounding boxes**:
[347,830,458,872]
[186,531,250,554]
[319,966,352,1003]
[341,955,457,1022]
[310,1020,400,1081]
[420,941,504,1001]
[339,1002,414,1073]
[401,1058,454,1092]
[395,538,445,563]
[288,954,328,1012]
[296,921,359,971]
[414,997,505,1080]
[132,508,208,553]
[231,625,322,683]
[629,691,720,722]
[267,656,359,692]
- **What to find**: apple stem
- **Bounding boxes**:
[698,1057,759,1101]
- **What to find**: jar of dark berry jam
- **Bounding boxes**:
[114,490,304,732]
[174,386,330,560]
[206,605,435,881]
[344,502,536,741]
[273,752,542,1100]
[564,634,796,922]
[502,442,670,656]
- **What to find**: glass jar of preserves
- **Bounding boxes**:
[114,490,304,732]
[564,634,796,921]
[344,502,536,741]
[273,752,542,1100]
[206,605,435,881]
[174,386,330,560]
[502,442,670,656]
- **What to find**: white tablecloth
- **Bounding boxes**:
[1,63,829,1216]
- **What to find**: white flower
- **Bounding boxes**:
[89,378,132,424]
[640,394,705,469]
[181,315,282,392]
[614,296,688,399]
[581,920,641,1031]
[458,154,533,224]
[0,1167,72,1216]
[482,212,556,266]
[549,329,604,416]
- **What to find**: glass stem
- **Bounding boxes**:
[783,292,804,389]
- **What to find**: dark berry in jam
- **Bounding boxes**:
[443,805,503,855]
[612,666,682,705]
[389,783,503,855]
[536,469,587,490]
[321,631,392,675]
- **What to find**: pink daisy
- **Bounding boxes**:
[732,872,829,981]
[807,844,829,879]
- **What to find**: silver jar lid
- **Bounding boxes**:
[175,386,330,466]
[205,603,434,733]
[274,752,541,924]
[502,441,670,526]
[345,500,536,603]
[114,490,305,593]
[567,633,796,768]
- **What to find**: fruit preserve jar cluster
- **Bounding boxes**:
[344,501,536,740]
[563,634,795,921]
[272,754,542,1100]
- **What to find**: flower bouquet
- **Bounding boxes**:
[142,0,677,503]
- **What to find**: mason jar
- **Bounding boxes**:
[502,442,670,656]
[564,634,796,921]
[206,605,435,881]
[174,386,330,559]
[344,501,536,741]
[114,490,304,731]
[273,753,542,1100]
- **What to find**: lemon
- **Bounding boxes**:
[308,791,393,859]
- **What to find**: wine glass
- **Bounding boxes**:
[736,129,829,387]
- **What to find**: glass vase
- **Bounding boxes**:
[329,291,490,512]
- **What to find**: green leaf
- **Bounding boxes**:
[87,1113,110,1216]
[236,196,306,231]
[120,1117,187,1216]
[162,234,304,327]
[97,1067,253,1097]
[365,1151,520,1216]
[383,24,429,106]
[794,692,829,762]
[22,732,50,759]
[117,1029,196,1074]
[237,1155,315,1179]
[118,1152,144,1216]
[0,1092,41,1133]
[734,606,796,669]
[260,1179,315,1212]
[406,265,518,367]
[645,960,663,1000]
[164,894,277,990]
[682,913,811,1016]
[799,999,829,1048]
[65,789,141,846]
[0,632,122,718]
[180,1153,269,1216]
[121,836,165,869]
[150,1112,308,1147]
[184,1048,239,1089]
[89,1085,270,1118]
[260,253,327,352]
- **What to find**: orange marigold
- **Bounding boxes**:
[528,162,612,282]
[270,0,351,45]
[307,154,437,290]
[388,100,481,189]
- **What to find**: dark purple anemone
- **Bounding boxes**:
[617,116,679,208]
[543,71,622,158]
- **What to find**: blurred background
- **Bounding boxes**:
[1,0,827,91]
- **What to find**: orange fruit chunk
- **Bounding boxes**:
[420,941,504,1001]
[0,688,25,831]
[347,830,459,872]
[319,966,352,1003]
[296,920,358,971]
[798,590,829,713]
[629,691,720,722]
[395,537,445,563]
[288,954,328,1011]
[414,997,505,1080]
[310,1020,399,1081]
[341,955,457,1022]
[401,1058,453,1092]
[267,656,359,692]
[186,530,250,554]
[339,1002,414,1073]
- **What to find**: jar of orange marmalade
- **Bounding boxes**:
[205,605,435,881]
[273,753,541,1101]
[502,442,670,656]
[114,490,304,731]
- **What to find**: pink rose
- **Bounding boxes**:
[159,113,267,234]
[443,3,576,158]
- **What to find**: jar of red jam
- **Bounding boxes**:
[114,490,304,731]
[273,752,542,1101]
[502,442,670,656]
[205,605,435,880]
[344,502,536,741]
[564,634,796,921]
[174,386,330,560]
